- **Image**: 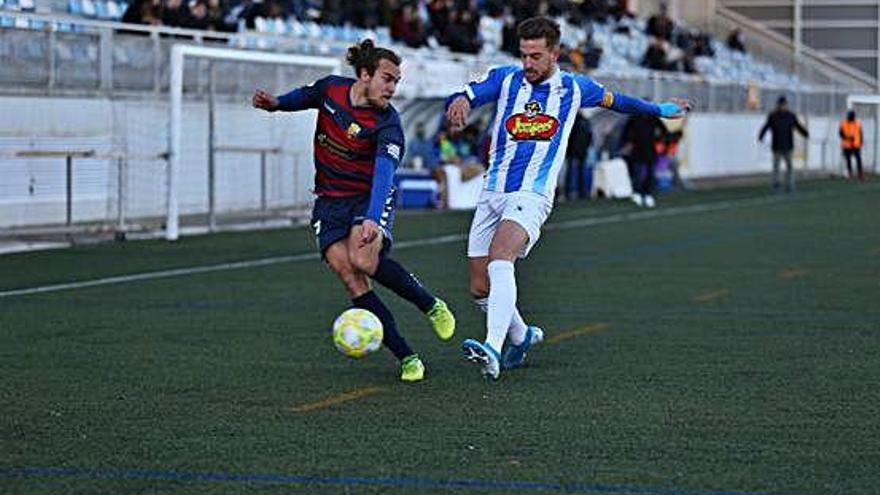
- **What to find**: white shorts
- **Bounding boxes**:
[467,189,554,259]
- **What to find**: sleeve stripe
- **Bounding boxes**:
[465,85,476,101]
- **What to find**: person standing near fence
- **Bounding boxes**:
[758,96,809,193]
[839,110,865,181]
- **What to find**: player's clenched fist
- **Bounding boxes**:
[252,89,279,111]
[445,95,471,131]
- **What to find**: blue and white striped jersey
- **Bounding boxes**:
[462,65,612,198]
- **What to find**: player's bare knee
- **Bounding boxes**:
[350,249,379,276]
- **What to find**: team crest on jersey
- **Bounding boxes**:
[505,101,560,141]
[347,122,362,138]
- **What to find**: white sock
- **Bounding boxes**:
[486,260,517,353]
[474,298,528,345]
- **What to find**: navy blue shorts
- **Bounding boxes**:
[310,189,397,260]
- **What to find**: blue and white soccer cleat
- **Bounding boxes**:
[501,326,544,370]
[461,339,501,380]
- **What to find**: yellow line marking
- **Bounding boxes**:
[691,289,730,304]
[545,323,610,345]
[291,386,385,413]
[778,268,810,280]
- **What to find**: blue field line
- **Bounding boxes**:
[0,465,803,495]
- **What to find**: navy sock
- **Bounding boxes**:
[352,291,413,361]
[370,257,436,313]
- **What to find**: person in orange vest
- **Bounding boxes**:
[839,110,865,181]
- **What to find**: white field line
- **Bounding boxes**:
[0,187,867,299]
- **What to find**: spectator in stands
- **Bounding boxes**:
[121,0,162,26]
[320,0,347,25]
[438,129,459,164]
[161,0,189,27]
[351,0,382,29]
[623,104,667,207]
[646,2,674,41]
[564,110,593,200]
[427,0,452,38]
[582,35,603,69]
[839,110,865,181]
[758,96,809,193]
[443,8,482,54]
[680,50,698,74]
[642,38,670,71]
[692,31,714,57]
[391,3,428,48]
[727,28,746,53]
[501,10,520,56]
[183,0,211,30]
[407,122,438,170]
[576,0,608,24]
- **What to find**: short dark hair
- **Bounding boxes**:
[517,16,561,48]
[346,39,401,78]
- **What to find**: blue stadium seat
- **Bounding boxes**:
[105,0,121,19]
[287,18,305,37]
[68,0,81,14]
[81,0,96,17]
[94,0,108,19]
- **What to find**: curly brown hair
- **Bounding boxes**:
[517,16,561,48]
[346,39,402,78]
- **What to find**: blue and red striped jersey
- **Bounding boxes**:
[277,75,405,198]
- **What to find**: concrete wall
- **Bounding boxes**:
[0,96,867,228]
[0,96,316,228]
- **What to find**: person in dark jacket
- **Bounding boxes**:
[623,110,667,207]
[563,110,593,200]
[759,96,809,192]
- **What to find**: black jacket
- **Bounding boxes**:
[759,110,809,153]
[623,113,666,165]
[566,113,593,161]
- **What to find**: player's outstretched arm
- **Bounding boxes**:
[606,92,691,119]
[576,74,690,119]
[445,65,516,131]
[254,78,327,113]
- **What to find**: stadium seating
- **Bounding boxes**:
[0,0,804,92]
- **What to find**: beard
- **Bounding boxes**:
[525,67,551,84]
[365,85,389,109]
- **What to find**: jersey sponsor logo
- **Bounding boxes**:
[386,143,401,160]
[504,100,560,141]
[346,122,361,138]
[317,132,356,159]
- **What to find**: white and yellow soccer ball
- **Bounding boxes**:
[332,308,384,358]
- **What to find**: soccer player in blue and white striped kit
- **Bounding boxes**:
[446,17,690,379]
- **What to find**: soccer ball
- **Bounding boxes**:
[332,308,384,358]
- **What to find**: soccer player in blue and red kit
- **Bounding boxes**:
[252,40,455,382]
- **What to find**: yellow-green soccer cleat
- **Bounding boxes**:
[400,354,425,382]
[426,299,456,341]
